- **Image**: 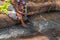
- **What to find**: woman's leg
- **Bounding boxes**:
[27,11,38,15]
[17,13,27,28]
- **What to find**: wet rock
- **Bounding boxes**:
[29,12,60,33]
[0,13,15,28]
[29,15,49,33]
[0,24,37,39]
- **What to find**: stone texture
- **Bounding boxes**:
[0,13,15,28]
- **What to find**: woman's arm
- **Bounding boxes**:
[11,0,25,14]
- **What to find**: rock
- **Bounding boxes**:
[55,0,60,10]
[0,13,15,28]
[27,1,60,33]
[27,1,56,15]
[7,35,49,40]
[28,11,60,33]
[27,0,60,14]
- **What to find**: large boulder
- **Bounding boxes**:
[27,1,56,15]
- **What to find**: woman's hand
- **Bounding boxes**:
[11,0,16,5]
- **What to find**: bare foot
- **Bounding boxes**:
[22,24,28,28]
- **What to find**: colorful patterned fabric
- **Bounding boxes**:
[8,4,18,20]
[16,0,26,13]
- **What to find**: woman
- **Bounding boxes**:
[10,0,27,28]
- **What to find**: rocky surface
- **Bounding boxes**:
[0,11,60,40]
[0,0,60,40]
[0,13,16,28]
